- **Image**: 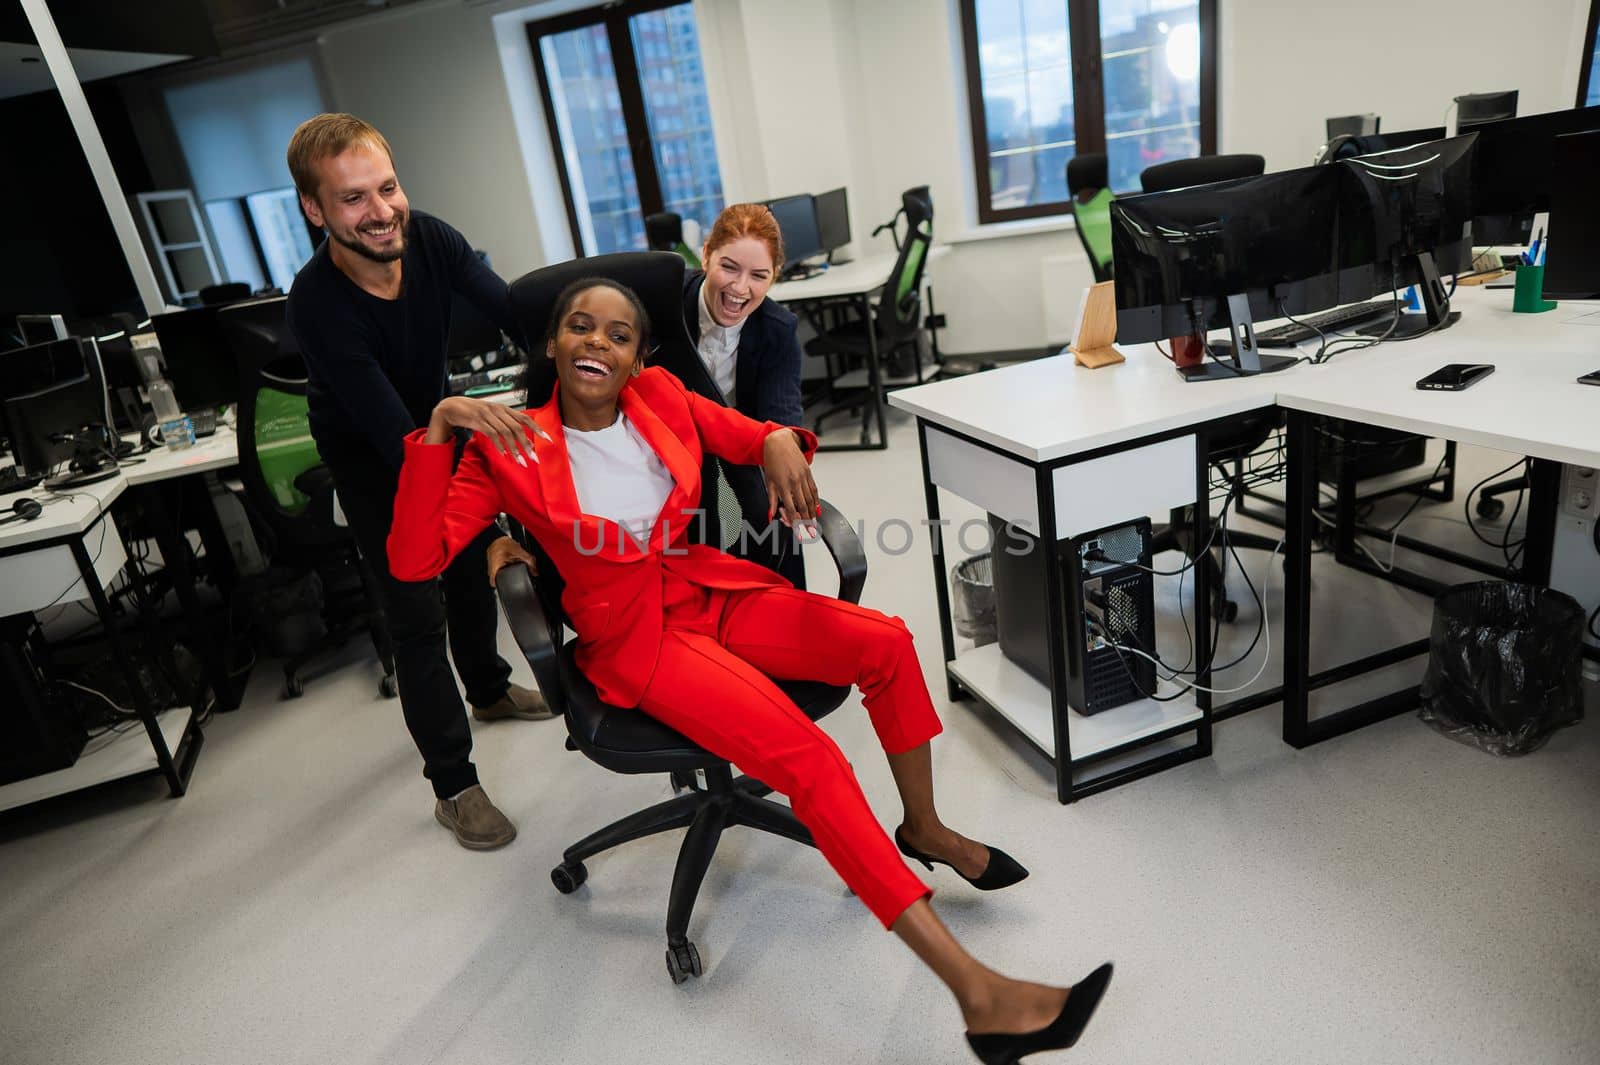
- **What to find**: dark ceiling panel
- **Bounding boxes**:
[0,0,219,57]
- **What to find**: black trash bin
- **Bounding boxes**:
[950,554,997,647]
[1418,581,1586,755]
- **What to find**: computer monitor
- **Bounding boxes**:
[1327,114,1379,139]
[1111,164,1343,380]
[1342,126,1446,158]
[0,339,118,489]
[763,194,824,275]
[1467,106,1600,246]
[1338,133,1478,337]
[814,187,851,254]
[150,307,241,411]
[1455,90,1518,132]
[1542,129,1600,300]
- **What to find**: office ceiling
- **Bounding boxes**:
[201,0,435,52]
[0,41,186,101]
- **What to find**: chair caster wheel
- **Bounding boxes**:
[1475,496,1505,521]
[665,941,702,984]
[1220,600,1239,623]
[379,674,398,698]
[282,675,304,700]
[551,861,587,894]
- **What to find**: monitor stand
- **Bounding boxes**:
[1178,293,1301,383]
[1356,251,1461,339]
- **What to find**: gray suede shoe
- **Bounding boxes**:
[472,683,554,722]
[434,785,517,850]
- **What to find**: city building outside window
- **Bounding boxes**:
[529,0,725,255]
[958,0,1217,224]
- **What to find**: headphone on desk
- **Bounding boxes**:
[0,498,43,525]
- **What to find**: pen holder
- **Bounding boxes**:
[1512,264,1557,314]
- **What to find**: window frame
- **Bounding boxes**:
[958,0,1218,225]
[527,0,702,256]
[1579,0,1600,106]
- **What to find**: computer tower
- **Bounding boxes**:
[0,618,88,786]
[989,515,1156,715]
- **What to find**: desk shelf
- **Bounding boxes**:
[948,643,1204,763]
[0,707,196,814]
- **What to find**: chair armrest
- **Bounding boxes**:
[493,561,567,718]
[815,499,866,604]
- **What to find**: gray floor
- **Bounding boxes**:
[3,408,1596,1065]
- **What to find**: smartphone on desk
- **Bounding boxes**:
[1417,363,1495,391]
[1579,370,1600,387]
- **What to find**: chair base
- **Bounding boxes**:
[280,554,397,700]
[552,765,815,983]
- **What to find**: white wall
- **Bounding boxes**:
[317,1,548,280]
[1219,0,1594,172]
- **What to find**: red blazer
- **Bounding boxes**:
[387,366,819,708]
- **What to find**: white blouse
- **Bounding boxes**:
[696,283,745,401]
[563,412,676,548]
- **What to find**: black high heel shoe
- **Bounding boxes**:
[895,827,1029,890]
[965,962,1113,1065]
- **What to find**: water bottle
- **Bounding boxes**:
[148,379,195,451]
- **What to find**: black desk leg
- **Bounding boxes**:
[140,483,240,712]
[1282,411,1316,747]
[861,292,888,449]
[1035,464,1075,804]
[1192,430,1214,755]
[918,421,963,702]
[1521,458,1562,586]
[72,532,188,796]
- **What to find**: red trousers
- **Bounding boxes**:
[636,573,941,928]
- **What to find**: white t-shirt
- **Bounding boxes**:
[697,283,745,401]
[563,412,676,548]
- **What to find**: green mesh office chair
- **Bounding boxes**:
[1066,153,1115,283]
[645,212,701,270]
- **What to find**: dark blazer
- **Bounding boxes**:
[388,366,818,709]
[683,271,804,426]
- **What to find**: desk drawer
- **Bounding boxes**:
[0,513,127,616]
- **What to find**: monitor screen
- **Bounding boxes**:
[814,187,851,251]
[1111,164,1344,343]
[0,339,100,479]
[1338,134,1477,302]
[1542,129,1600,300]
[1467,105,1600,227]
[764,194,823,268]
[14,314,68,347]
[150,307,241,410]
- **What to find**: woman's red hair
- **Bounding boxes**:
[703,203,784,271]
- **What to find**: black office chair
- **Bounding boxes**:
[1454,90,1517,131]
[1066,153,1114,283]
[1139,154,1265,193]
[198,282,251,306]
[1325,114,1379,139]
[496,251,868,984]
[217,297,397,700]
[804,188,935,442]
[644,211,700,269]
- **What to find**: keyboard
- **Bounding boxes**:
[1255,301,1394,348]
[449,371,492,394]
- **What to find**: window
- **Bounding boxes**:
[1581,1,1600,106]
[959,0,1217,223]
[529,0,725,256]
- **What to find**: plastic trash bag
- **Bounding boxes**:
[951,554,997,647]
[1418,581,1585,755]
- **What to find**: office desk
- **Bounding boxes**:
[773,246,951,452]
[0,473,201,813]
[889,345,1287,802]
[893,286,1598,800]
[1273,288,1600,747]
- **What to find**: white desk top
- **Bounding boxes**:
[770,245,951,304]
[0,474,126,552]
[888,342,1284,463]
[1274,288,1600,468]
[892,286,1600,467]
[121,426,241,486]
